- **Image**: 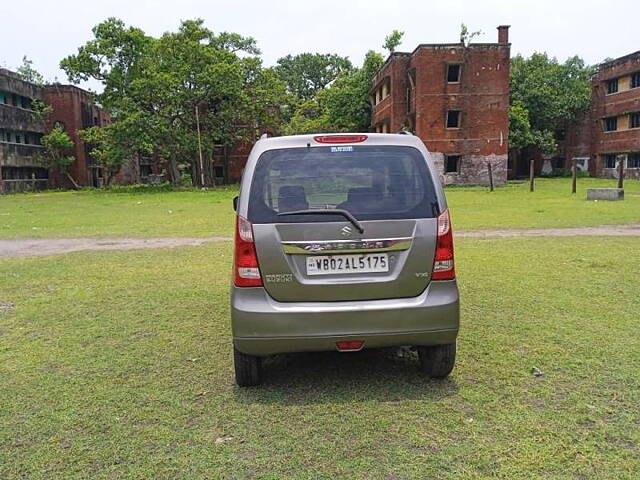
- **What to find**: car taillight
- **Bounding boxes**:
[432,209,455,280]
[233,215,262,287]
[313,135,368,144]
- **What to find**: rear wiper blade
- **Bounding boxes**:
[277,208,364,233]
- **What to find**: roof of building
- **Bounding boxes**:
[374,40,511,83]
[597,51,640,71]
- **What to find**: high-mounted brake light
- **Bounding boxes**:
[313,135,368,144]
[431,209,455,280]
[233,215,262,287]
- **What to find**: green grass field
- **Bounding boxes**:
[1,238,639,478]
[0,178,639,239]
[1,179,639,477]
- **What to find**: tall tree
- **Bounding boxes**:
[61,18,287,186]
[323,50,384,132]
[509,53,592,155]
[275,53,352,101]
[285,51,384,134]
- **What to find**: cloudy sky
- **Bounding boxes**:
[1,0,637,87]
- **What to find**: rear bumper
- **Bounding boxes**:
[231,280,459,356]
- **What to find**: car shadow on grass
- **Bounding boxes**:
[234,348,458,405]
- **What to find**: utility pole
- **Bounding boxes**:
[487,162,494,192]
[195,105,205,188]
[529,159,535,192]
[617,156,624,189]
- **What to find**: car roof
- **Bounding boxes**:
[254,133,427,150]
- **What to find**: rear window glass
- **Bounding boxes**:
[247,145,439,223]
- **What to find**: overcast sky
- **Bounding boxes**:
[1,0,637,88]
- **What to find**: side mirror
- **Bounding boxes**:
[232,195,239,212]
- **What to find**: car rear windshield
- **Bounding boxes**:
[247,145,439,223]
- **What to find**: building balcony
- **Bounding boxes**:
[0,142,46,167]
[0,103,45,132]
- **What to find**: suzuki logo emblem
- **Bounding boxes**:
[340,225,353,237]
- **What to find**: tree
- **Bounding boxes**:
[41,126,79,188]
[275,53,352,101]
[508,102,555,153]
[509,53,592,155]
[459,24,482,47]
[383,30,404,54]
[284,51,384,135]
[81,114,153,185]
[61,18,288,187]
[15,56,45,85]
[323,50,384,132]
[284,98,331,135]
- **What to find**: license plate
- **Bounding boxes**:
[306,254,389,276]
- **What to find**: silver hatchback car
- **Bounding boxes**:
[231,133,459,386]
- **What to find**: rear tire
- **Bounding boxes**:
[418,343,456,378]
[233,347,262,387]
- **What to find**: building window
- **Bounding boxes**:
[214,166,225,179]
[555,129,566,141]
[628,152,640,169]
[604,117,617,132]
[447,64,461,83]
[630,112,640,129]
[607,78,618,94]
[445,154,461,173]
[446,110,461,128]
[632,72,640,89]
[604,154,617,169]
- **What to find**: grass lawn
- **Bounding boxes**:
[0,178,639,239]
[1,238,638,478]
[0,187,238,240]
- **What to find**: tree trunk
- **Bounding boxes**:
[166,155,181,185]
[190,158,199,187]
[65,172,80,190]
[132,154,141,184]
[223,145,230,185]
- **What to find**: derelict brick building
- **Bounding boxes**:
[0,68,112,193]
[0,68,48,193]
[371,26,511,185]
[589,51,640,179]
[43,85,112,188]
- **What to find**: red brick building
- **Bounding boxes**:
[371,26,511,185]
[588,51,640,179]
[1,69,112,193]
[43,85,111,188]
[523,51,640,181]
[0,68,47,193]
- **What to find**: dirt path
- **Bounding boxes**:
[0,237,230,259]
[456,224,640,238]
[1,224,639,259]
